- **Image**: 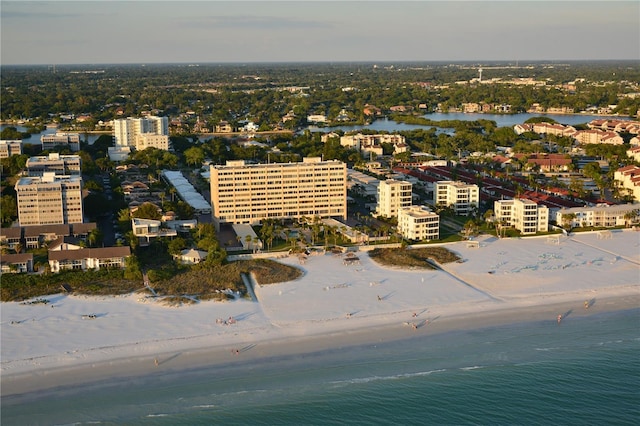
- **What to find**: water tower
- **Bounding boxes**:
[478,67,483,82]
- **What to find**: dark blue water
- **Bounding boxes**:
[2,308,638,425]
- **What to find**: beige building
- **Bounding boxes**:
[494,198,549,235]
[339,133,408,157]
[41,132,81,152]
[555,203,640,228]
[376,179,412,218]
[398,205,440,241]
[15,173,83,226]
[210,157,347,229]
[0,140,22,158]
[26,153,82,177]
[435,181,479,216]
[614,165,640,201]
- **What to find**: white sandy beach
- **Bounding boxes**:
[2,230,639,396]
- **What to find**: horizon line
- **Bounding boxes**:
[3,59,638,68]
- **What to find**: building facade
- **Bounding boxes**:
[376,179,412,218]
[25,153,82,177]
[210,157,347,229]
[48,246,131,273]
[555,203,639,228]
[15,173,83,226]
[41,132,81,152]
[0,140,22,158]
[614,165,640,201]
[113,116,169,151]
[494,198,549,235]
[398,205,440,241]
[435,181,479,216]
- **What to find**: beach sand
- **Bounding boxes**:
[2,230,639,397]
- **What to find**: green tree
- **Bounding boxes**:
[183,146,205,167]
[1,195,18,227]
[167,237,187,256]
[132,202,162,220]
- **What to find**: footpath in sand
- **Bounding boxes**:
[2,229,639,395]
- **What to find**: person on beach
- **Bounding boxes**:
[154,357,159,367]
[557,314,562,324]
[584,300,589,309]
[412,323,418,330]
[377,295,382,301]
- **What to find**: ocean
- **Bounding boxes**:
[2,308,639,425]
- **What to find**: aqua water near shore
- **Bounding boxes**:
[2,305,639,425]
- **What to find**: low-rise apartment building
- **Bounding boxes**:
[210,157,347,229]
[0,140,22,158]
[41,132,81,152]
[555,204,640,228]
[48,246,131,273]
[398,205,440,241]
[376,179,412,218]
[15,173,83,226]
[0,253,34,274]
[494,198,549,235]
[435,181,479,216]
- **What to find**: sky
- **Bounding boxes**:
[1,1,639,65]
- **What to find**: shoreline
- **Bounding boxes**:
[3,291,638,398]
[2,230,639,399]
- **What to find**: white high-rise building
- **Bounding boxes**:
[113,116,169,151]
[494,198,548,235]
[210,157,347,230]
[398,205,440,241]
[435,181,479,216]
[376,179,412,218]
[15,173,84,226]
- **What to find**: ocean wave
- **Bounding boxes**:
[460,365,485,371]
[330,368,447,387]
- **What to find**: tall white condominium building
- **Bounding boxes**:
[376,179,412,218]
[435,181,479,216]
[41,132,81,152]
[210,157,347,229]
[15,173,84,226]
[398,205,440,241]
[494,198,548,235]
[113,116,169,150]
[26,153,82,177]
[0,140,23,158]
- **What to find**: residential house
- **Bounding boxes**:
[131,218,178,246]
[174,248,208,264]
